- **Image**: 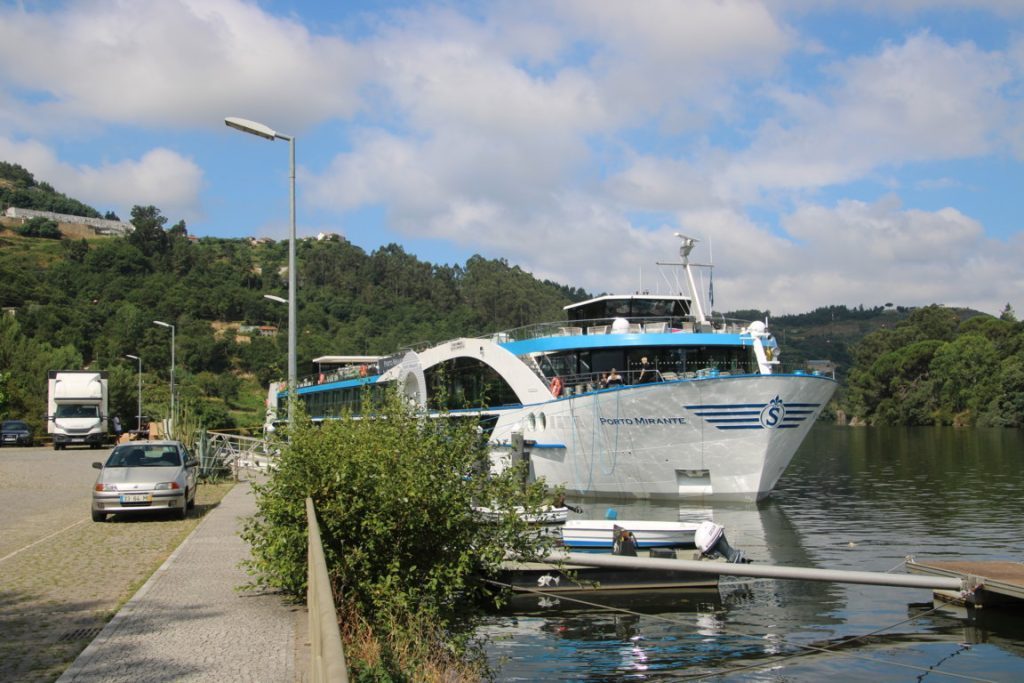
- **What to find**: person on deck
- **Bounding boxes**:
[637,357,658,383]
[602,369,623,387]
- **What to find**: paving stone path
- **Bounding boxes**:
[1,446,304,682]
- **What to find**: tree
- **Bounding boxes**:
[929,334,1001,424]
[1000,303,1017,322]
[127,205,170,257]
[18,216,61,239]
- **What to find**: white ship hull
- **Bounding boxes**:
[488,374,836,502]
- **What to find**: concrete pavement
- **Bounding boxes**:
[58,481,306,682]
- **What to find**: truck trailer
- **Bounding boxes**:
[47,370,109,450]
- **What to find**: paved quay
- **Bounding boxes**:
[58,481,306,682]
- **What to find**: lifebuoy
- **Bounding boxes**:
[550,377,563,397]
[359,364,368,377]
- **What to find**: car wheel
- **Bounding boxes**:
[177,492,188,520]
[92,509,106,522]
[187,491,196,510]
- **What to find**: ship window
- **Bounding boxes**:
[425,357,519,410]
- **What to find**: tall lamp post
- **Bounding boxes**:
[125,354,143,433]
[226,116,297,431]
[152,320,175,430]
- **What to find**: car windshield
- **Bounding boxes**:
[105,446,181,467]
[55,405,99,418]
[3,421,28,430]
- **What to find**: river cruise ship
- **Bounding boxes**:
[266,237,837,501]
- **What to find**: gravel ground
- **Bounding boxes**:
[0,445,235,682]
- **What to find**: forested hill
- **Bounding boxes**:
[0,197,591,431]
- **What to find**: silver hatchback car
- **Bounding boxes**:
[92,440,198,522]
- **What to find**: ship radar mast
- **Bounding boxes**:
[673,232,708,325]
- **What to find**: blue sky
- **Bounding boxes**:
[1,0,1022,315]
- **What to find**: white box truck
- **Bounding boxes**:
[47,370,109,450]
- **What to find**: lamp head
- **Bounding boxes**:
[225,116,277,140]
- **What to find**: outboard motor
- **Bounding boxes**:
[694,521,751,564]
[612,525,638,556]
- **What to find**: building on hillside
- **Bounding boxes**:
[4,207,134,236]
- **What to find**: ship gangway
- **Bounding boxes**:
[198,430,280,478]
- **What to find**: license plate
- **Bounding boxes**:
[120,493,152,503]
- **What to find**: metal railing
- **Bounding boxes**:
[199,430,280,478]
[306,498,349,683]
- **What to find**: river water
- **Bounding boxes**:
[480,425,1024,681]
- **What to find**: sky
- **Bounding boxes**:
[1,0,1023,317]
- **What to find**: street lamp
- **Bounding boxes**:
[125,354,142,433]
[227,116,297,431]
[152,320,175,429]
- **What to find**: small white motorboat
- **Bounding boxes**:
[560,519,701,548]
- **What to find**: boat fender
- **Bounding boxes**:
[549,377,563,397]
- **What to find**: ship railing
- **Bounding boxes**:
[199,430,280,478]
[487,315,757,344]
[283,317,763,389]
[548,361,772,395]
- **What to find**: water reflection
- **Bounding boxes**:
[482,425,1024,681]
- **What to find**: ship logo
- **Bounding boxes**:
[684,397,819,431]
[760,395,786,429]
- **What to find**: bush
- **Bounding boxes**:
[241,390,558,678]
[18,216,61,239]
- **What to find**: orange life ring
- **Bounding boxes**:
[359,364,368,377]
[550,377,563,397]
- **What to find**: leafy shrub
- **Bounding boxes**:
[18,216,61,239]
[242,390,558,678]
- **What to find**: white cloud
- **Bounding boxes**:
[0,137,203,220]
[0,0,367,131]
[553,0,792,125]
[719,32,1012,200]
[762,197,1019,314]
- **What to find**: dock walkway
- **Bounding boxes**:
[907,558,1024,606]
[57,481,305,682]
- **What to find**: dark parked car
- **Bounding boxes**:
[1,420,33,446]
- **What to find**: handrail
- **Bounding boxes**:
[306,497,349,683]
[201,431,279,478]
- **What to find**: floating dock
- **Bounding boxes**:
[906,558,1024,607]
